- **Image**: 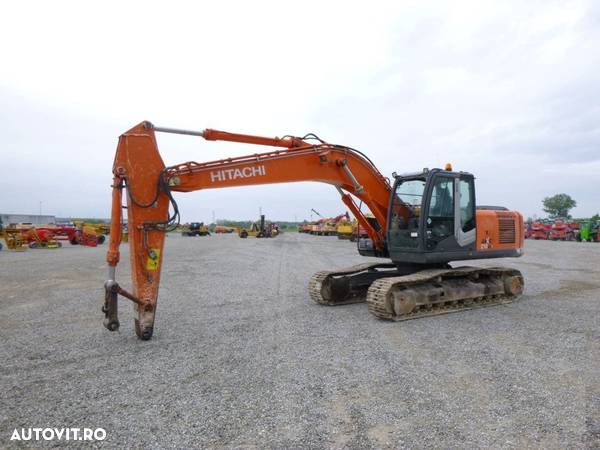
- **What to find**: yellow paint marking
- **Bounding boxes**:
[146,248,160,270]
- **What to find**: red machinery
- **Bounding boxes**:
[528,221,551,240]
[298,223,313,233]
[18,227,61,249]
[36,226,79,245]
[214,225,235,234]
[34,226,99,247]
[548,220,578,241]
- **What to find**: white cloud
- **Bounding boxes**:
[1,0,598,221]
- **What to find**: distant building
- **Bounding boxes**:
[0,213,56,225]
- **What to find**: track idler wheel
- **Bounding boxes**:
[503,274,524,296]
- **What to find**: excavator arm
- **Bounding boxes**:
[104,121,393,339]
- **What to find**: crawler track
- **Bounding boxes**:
[308,262,398,305]
[366,266,524,321]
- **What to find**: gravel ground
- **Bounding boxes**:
[1,233,599,449]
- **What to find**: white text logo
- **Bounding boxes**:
[11,428,107,442]
[210,165,266,182]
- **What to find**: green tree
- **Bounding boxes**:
[542,194,577,219]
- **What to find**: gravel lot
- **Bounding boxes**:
[1,233,599,449]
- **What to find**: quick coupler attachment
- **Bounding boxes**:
[103,280,120,331]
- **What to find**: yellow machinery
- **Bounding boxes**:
[320,220,338,236]
[181,222,211,236]
[238,215,277,238]
[0,226,28,251]
[19,225,61,249]
[73,221,108,244]
[336,219,355,240]
[316,212,350,236]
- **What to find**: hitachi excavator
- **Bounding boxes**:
[103,121,524,340]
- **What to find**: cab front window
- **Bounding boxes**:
[389,178,425,249]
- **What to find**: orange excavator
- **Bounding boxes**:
[103,121,524,340]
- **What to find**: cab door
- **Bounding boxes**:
[423,173,475,252]
[454,175,476,248]
[387,177,427,252]
[424,174,455,251]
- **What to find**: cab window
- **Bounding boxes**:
[393,179,425,230]
[459,178,475,232]
[427,177,454,240]
[389,178,425,249]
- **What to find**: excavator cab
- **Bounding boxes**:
[383,167,477,264]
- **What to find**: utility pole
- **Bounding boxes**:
[39,201,42,225]
[212,210,216,225]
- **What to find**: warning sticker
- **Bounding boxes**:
[146,248,160,270]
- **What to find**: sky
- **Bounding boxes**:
[1,0,599,223]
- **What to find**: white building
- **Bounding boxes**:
[0,213,56,225]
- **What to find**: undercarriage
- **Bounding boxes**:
[308,263,524,321]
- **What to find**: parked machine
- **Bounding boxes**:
[73,221,108,244]
[309,220,324,235]
[308,209,324,235]
[578,221,599,242]
[238,215,276,238]
[298,223,313,233]
[214,225,236,233]
[36,225,100,247]
[316,212,349,236]
[336,217,355,240]
[103,122,524,340]
[19,226,61,249]
[0,224,28,251]
[548,219,578,241]
[527,221,551,240]
[181,222,211,236]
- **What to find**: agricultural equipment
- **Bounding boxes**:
[548,219,578,241]
[528,221,551,240]
[578,221,599,242]
[181,222,211,236]
[103,122,524,340]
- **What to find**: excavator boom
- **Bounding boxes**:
[104,121,394,338]
[104,121,523,340]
